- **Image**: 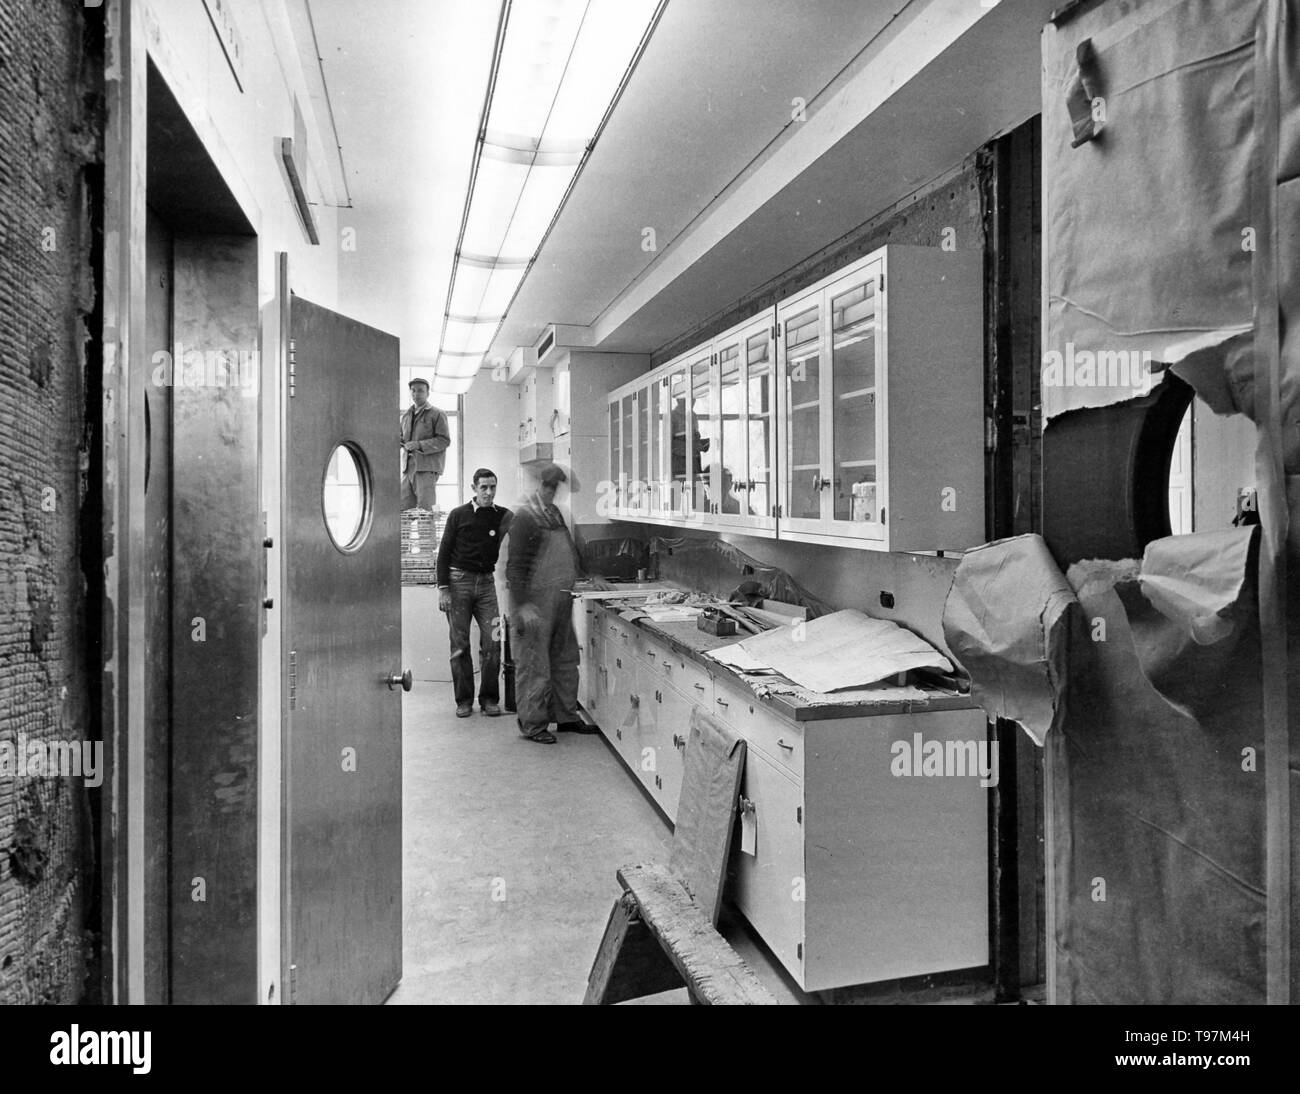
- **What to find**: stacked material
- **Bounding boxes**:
[399,510,443,585]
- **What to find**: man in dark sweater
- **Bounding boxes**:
[436,469,512,718]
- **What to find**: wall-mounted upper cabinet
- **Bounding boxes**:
[516,365,555,464]
[609,313,777,533]
[608,244,984,552]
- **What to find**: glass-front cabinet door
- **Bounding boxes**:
[713,314,776,531]
[607,396,622,516]
[827,261,885,542]
[715,336,745,523]
[621,392,635,515]
[779,299,825,531]
[777,254,887,544]
[647,375,665,516]
[688,349,714,519]
[744,326,776,529]
[667,361,691,519]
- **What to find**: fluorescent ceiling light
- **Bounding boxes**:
[433,372,477,397]
[499,161,578,259]
[435,0,663,393]
[443,316,500,355]
[460,153,531,259]
[542,0,658,144]
[435,353,485,378]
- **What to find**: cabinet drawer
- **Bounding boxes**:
[600,614,633,650]
[673,654,713,705]
[711,677,804,780]
[635,633,691,691]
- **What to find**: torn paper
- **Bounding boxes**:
[942,534,1076,746]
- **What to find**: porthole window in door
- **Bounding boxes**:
[323,442,372,552]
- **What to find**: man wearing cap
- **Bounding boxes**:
[437,468,511,719]
[399,377,452,510]
[505,463,595,743]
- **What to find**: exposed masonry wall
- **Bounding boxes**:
[0,0,102,1003]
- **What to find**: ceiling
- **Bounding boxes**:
[489,0,1057,361]
[304,0,1056,374]
[308,0,500,368]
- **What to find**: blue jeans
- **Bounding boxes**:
[447,569,501,705]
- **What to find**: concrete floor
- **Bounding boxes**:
[387,586,807,1005]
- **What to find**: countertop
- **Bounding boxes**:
[574,585,977,723]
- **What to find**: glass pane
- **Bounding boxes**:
[690,355,714,513]
[784,305,821,520]
[324,444,369,550]
[622,394,635,509]
[669,369,689,515]
[746,331,772,518]
[608,401,620,509]
[831,277,878,522]
[638,388,650,510]
[717,343,743,515]
[649,379,662,510]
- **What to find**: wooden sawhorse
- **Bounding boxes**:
[583,710,777,1005]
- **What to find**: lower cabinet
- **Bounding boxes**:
[574,599,990,992]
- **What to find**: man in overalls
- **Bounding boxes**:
[505,464,593,743]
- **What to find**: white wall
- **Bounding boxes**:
[462,364,524,511]
[1193,401,1256,530]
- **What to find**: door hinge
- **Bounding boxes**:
[879,273,885,293]
[289,650,298,709]
[288,339,297,398]
[797,942,803,961]
[289,963,298,1002]
[796,806,802,824]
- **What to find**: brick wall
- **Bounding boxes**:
[0,0,102,1004]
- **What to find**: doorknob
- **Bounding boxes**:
[387,670,413,692]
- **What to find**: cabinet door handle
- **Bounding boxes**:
[662,661,672,670]
[672,733,685,750]
[693,683,706,692]
[715,697,729,708]
[777,738,794,751]
[815,477,831,490]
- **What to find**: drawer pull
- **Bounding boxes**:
[662,661,672,670]
[715,697,729,708]
[630,694,639,707]
[693,683,706,692]
[777,738,794,751]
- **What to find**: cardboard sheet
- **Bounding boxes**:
[941,535,1076,747]
[721,610,952,695]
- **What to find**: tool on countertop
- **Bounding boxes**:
[697,606,738,636]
